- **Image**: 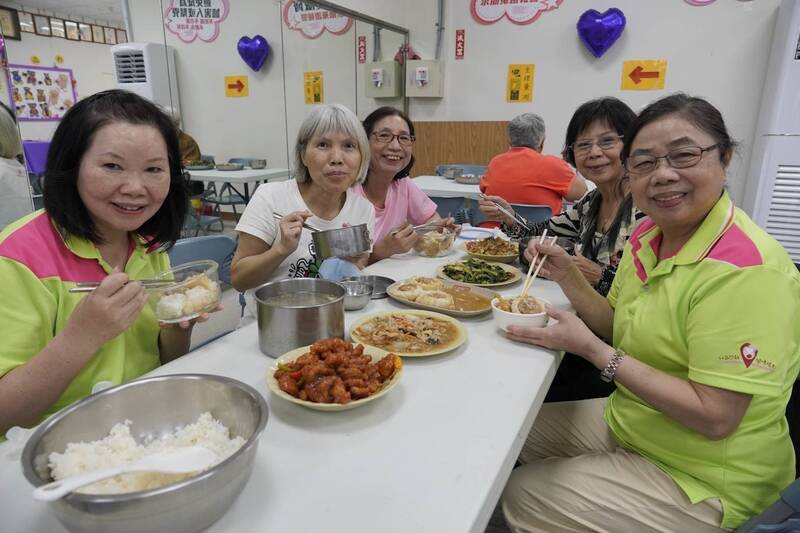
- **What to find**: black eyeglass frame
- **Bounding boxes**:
[624,144,719,176]
[370,131,416,146]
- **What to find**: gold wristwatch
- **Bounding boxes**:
[600,348,626,383]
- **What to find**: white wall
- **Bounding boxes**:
[128,0,780,202]
[1,30,117,141]
[403,0,779,202]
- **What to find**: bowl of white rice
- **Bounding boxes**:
[21,374,268,533]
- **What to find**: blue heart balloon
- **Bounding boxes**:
[577,8,626,58]
[237,35,270,72]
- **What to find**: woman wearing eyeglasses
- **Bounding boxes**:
[479,97,644,296]
[501,94,800,532]
[353,107,455,262]
[481,97,644,403]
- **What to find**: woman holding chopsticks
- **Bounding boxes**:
[479,97,643,296]
[482,97,644,402]
[0,90,197,437]
[502,94,800,532]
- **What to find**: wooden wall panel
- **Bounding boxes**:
[411,121,508,177]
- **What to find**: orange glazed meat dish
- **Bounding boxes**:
[273,339,402,404]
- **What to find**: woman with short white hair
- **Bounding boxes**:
[232,104,375,290]
[0,103,32,229]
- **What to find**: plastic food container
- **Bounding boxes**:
[151,260,221,323]
[413,227,456,257]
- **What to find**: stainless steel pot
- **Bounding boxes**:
[21,374,268,533]
[311,224,370,260]
[254,278,345,358]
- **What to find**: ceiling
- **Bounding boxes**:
[11,0,126,26]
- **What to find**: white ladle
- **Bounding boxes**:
[32,446,218,502]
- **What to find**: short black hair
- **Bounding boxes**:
[362,106,415,180]
[620,93,737,167]
[43,89,188,249]
[562,97,637,166]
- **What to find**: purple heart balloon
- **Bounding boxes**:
[237,35,270,72]
[577,8,626,58]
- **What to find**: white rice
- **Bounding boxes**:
[48,412,245,494]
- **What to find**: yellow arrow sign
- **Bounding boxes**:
[621,60,667,91]
[225,75,249,97]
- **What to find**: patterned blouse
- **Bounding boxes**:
[505,189,645,296]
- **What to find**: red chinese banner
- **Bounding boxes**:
[455,29,465,60]
[358,35,367,64]
[471,0,562,26]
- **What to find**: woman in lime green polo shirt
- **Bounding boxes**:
[502,94,800,532]
[0,90,195,437]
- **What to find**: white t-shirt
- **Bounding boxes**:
[235,178,375,282]
[0,157,33,229]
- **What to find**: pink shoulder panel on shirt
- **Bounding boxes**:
[629,218,656,282]
[0,213,104,282]
[706,223,763,268]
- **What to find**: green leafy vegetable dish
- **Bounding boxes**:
[441,258,513,285]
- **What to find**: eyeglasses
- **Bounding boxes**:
[571,134,623,155]
[624,144,719,176]
[371,131,415,146]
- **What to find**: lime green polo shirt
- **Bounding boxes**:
[0,211,169,435]
[605,192,800,529]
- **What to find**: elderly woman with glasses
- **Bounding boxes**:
[232,104,375,291]
[353,106,455,262]
[501,94,800,532]
[482,97,646,403]
[479,97,644,296]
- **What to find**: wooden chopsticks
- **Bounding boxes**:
[521,232,558,298]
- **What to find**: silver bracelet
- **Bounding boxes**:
[599,348,626,383]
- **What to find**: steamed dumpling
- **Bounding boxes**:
[511,296,544,315]
[396,283,422,301]
[416,290,454,309]
[408,276,444,291]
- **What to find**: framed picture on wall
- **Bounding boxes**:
[91,24,104,43]
[0,7,21,41]
[49,17,66,38]
[103,26,116,45]
[116,28,127,43]
[64,20,79,41]
[33,14,50,36]
[18,11,34,34]
[78,22,92,41]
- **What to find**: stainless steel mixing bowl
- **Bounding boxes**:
[21,374,268,533]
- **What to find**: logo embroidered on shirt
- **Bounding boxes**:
[740,343,758,368]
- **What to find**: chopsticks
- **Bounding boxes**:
[391,222,441,236]
[272,212,321,232]
[479,194,530,231]
[520,232,558,298]
[68,280,174,293]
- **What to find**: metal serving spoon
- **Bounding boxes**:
[32,446,217,501]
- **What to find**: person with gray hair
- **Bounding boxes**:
[231,104,375,292]
[0,102,33,228]
[480,112,586,216]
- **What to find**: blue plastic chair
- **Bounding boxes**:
[435,164,487,177]
[168,234,237,284]
[511,203,552,225]
[470,202,552,227]
[429,196,470,224]
[735,479,800,532]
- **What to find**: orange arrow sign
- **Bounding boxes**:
[227,79,245,92]
[629,65,660,84]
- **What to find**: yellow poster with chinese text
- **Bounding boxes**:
[621,60,667,91]
[506,64,534,103]
[304,71,324,104]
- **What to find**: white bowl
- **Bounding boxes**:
[491,296,550,332]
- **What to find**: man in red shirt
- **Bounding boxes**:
[480,113,586,215]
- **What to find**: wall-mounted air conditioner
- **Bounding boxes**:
[111,42,180,117]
